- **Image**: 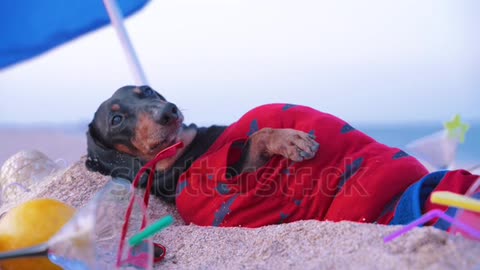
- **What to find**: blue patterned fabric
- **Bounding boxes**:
[390,170,447,225]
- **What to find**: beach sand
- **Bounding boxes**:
[0,128,479,269]
[0,157,479,269]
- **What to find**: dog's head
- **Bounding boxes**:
[86,85,184,181]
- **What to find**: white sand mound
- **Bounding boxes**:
[0,158,479,270]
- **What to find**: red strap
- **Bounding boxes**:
[116,142,184,267]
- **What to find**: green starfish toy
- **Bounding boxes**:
[444,114,470,143]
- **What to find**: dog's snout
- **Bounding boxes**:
[158,103,179,125]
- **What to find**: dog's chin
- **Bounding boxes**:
[148,127,182,155]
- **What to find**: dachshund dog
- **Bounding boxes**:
[86,85,319,202]
[86,85,479,229]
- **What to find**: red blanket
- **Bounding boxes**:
[176,104,431,227]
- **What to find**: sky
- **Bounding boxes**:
[0,0,479,126]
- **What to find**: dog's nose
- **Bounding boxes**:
[158,103,179,125]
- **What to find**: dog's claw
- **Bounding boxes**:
[292,157,304,162]
[311,143,320,153]
[299,150,314,160]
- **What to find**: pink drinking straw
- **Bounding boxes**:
[450,176,480,238]
[384,209,480,243]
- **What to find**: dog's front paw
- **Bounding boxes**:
[270,129,319,162]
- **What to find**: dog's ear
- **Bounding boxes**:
[85,124,144,181]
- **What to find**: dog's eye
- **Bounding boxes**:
[144,87,154,97]
[111,115,123,126]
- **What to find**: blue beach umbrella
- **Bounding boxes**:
[0,0,150,84]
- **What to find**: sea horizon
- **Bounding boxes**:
[0,121,478,169]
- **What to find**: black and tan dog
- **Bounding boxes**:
[86,85,479,230]
[86,85,319,202]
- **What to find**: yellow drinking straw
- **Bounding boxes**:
[431,191,480,213]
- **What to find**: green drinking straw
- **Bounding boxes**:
[129,215,174,246]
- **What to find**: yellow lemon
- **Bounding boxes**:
[0,198,75,270]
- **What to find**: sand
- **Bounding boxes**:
[0,157,479,270]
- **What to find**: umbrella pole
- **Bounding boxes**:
[103,0,149,85]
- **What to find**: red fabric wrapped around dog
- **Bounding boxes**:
[176,104,429,227]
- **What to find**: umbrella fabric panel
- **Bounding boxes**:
[0,0,150,69]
